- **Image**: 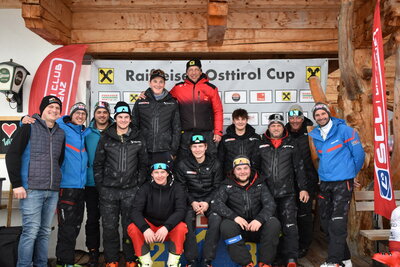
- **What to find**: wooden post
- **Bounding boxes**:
[391,45,400,189]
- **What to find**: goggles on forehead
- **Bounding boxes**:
[151,69,165,76]
[115,106,129,113]
[151,163,168,170]
[191,135,205,142]
[233,157,251,167]
[288,110,303,117]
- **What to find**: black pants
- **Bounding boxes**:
[220,217,280,265]
[177,130,217,160]
[275,195,299,261]
[297,194,314,252]
[184,209,221,262]
[84,186,100,251]
[319,179,353,264]
[99,186,138,263]
[56,188,85,265]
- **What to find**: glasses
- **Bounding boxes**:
[74,111,87,117]
[152,163,168,170]
[288,110,303,117]
[233,157,250,167]
[191,135,205,142]
[115,106,129,113]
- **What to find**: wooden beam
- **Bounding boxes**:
[391,43,400,189]
[207,1,228,46]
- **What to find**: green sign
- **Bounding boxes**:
[0,68,10,83]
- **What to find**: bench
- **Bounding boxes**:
[354,190,400,242]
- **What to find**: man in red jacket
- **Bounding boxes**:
[170,59,223,158]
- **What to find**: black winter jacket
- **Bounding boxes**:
[130,176,187,232]
[174,153,223,205]
[218,124,261,174]
[132,88,181,156]
[285,117,319,194]
[258,129,307,198]
[211,171,276,224]
[93,123,148,189]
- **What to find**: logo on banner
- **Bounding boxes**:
[282,92,291,101]
[130,93,139,103]
[257,93,265,101]
[306,66,321,82]
[232,93,241,102]
[44,58,76,104]
[376,167,392,200]
[98,68,114,84]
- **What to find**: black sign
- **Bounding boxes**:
[0,117,20,157]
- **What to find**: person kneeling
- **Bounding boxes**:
[127,161,188,267]
[211,156,280,267]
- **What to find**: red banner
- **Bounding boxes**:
[372,0,396,219]
[28,45,87,116]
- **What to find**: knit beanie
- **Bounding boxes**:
[268,114,285,128]
[94,101,111,114]
[39,95,62,115]
[114,101,131,118]
[288,104,304,119]
[70,102,88,117]
[186,59,202,71]
[312,102,331,119]
[232,155,251,169]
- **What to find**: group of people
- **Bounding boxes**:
[6,59,365,267]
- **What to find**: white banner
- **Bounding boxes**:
[91,59,328,133]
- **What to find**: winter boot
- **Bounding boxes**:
[166,252,181,267]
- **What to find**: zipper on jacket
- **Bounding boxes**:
[244,190,250,218]
[49,130,53,190]
[122,145,126,172]
[192,84,197,129]
[272,148,279,193]
[152,104,159,150]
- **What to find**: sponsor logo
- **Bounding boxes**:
[282,145,294,148]
[138,102,150,105]
[331,139,339,144]
[225,138,236,142]
[186,171,197,175]
[259,144,270,148]
[306,66,321,82]
[98,68,114,84]
[0,68,10,83]
[232,93,240,102]
[376,168,392,200]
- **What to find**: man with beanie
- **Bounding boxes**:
[84,101,113,267]
[174,134,223,267]
[212,156,280,267]
[132,69,181,164]
[170,59,223,158]
[127,159,187,267]
[6,95,65,267]
[94,101,148,267]
[285,105,319,258]
[218,108,261,175]
[258,114,308,267]
[21,101,91,267]
[309,102,365,267]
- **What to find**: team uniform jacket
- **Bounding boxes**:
[258,130,307,198]
[57,115,91,189]
[174,153,223,204]
[170,73,223,136]
[218,124,261,174]
[93,123,148,189]
[132,88,181,156]
[85,117,114,187]
[309,117,365,182]
[285,117,319,193]
[211,171,276,224]
[130,176,187,232]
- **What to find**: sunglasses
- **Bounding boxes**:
[191,135,205,142]
[152,163,168,170]
[288,110,303,117]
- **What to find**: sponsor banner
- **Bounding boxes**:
[29,45,87,116]
[91,59,328,133]
[372,0,396,219]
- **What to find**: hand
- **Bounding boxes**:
[143,228,156,244]
[198,201,209,214]
[213,134,222,143]
[13,187,27,199]
[234,216,248,230]
[354,178,361,188]
[138,91,146,100]
[247,220,262,232]
[191,201,201,214]
[154,226,169,243]
[299,190,309,203]
[22,116,36,124]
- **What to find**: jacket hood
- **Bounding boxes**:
[226,123,256,139]
[104,122,139,141]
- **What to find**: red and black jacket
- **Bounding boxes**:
[170,73,223,136]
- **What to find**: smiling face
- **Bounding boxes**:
[94,108,110,127]
[269,123,284,139]
[233,165,251,185]
[190,143,207,160]
[151,169,169,185]
[233,116,247,132]
[289,116,304,131]
[41,103,61,123]
[314,109,330,127]
[71,110,87,125]
[186,66,202,82]
[115,113,131,131]
[149,76,165,95]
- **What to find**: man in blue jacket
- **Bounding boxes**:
[85,101,113,267]
[309,102,365,267]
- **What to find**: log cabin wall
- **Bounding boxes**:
[2,0,399,258]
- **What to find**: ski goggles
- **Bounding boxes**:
[232,157,251,168]
[115,106,130,113]
[191,134,206,144]
[288,110,303,117]
[151,163,168,170]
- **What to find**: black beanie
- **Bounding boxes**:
[39,95,62,115]
[114,101,131,119]
[186,59,202,71]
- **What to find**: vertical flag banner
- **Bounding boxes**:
[28,44,87,116]
[372,0,396,219]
